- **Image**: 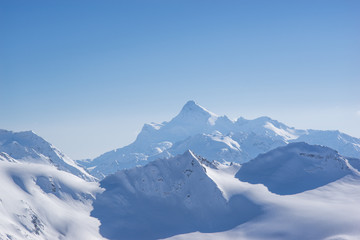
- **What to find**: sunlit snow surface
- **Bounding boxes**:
[0,160,104,240]
[167,175,360,240]
[0,129,95,181]
[0,129,105,239]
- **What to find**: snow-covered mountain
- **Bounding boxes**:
[1,124,360,240]
[82,100,360,179]
[0,129,95,181]
[92,145,360,240]
[0,129,106,239]
[295,129,360,158]
[91,150,260,240]
[236,142,358,195]
[0,160,104,240]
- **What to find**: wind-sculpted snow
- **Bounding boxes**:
[0,161,104,240]
[0,129,95,181]
[236,142,357,195]
[83,101,360,179]
[92,151,263,240]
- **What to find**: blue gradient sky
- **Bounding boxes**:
[1,0,359,159]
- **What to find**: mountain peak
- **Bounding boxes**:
[182,149,197,159]
[0,129,95,181]
[184,100,196,107]
[179,100,217,117]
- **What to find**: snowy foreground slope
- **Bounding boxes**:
[0,159,104,240]
[92,144,360,240]
[0,129,94,181]
[83,100,360,179]
[0,130,105,239]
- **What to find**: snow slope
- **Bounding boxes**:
[236,142,356,195]
[91,151,261,240]
[0,129,95,181]
[168,174,360,240]
[168,144,360,240]
[92,144,360,240]
[0,160,104,240]
[83,101,360,179]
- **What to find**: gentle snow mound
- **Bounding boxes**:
[236,142,357,195]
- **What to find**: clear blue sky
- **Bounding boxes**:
[1,0,359,159]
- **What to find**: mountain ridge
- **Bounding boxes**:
[83,101,360,179]
[92,150,261,240]
[236,142,358,195]
[0,129,95,181]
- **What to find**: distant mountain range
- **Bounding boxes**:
[79,100,360,179]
